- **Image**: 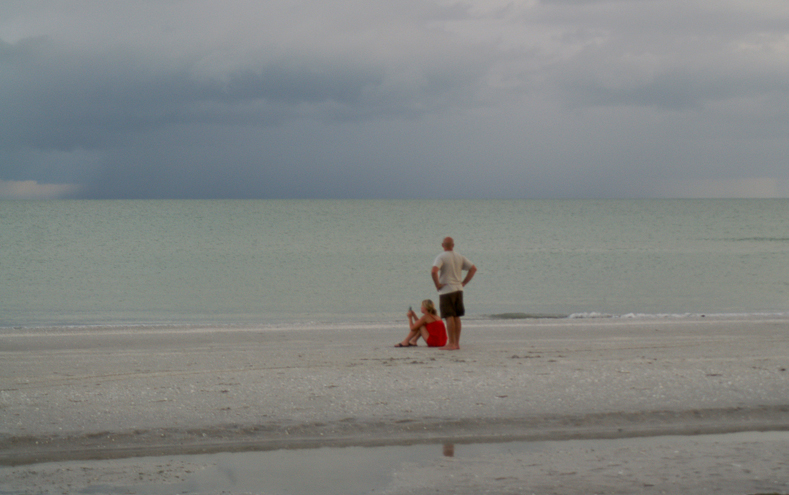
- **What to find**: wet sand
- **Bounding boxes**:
[2,317,789,492]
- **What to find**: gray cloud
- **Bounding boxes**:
[1,0,788,198]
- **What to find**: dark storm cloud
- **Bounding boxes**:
[1,1,788,199]
[1,37,383,149]
[1,29,488,149]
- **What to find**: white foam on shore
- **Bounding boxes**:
[568,311,789,320]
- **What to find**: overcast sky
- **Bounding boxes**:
[1,0,788,199]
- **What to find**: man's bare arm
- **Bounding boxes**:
[431,266,444,291]
[462,265,477,287]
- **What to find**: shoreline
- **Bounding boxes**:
[2,317,789,466]
[4,311,789,332]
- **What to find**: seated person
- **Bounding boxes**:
[395,299,447,347]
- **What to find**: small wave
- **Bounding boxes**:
[486,313,568,320]
[731,237,789,242]
[484,311,789,321]
[569,312,693,319]
[568,311,789,320]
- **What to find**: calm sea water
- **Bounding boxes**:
[2,199,789,329]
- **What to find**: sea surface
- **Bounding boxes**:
[2,199,789,329]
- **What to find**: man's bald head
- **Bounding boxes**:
[442,237,454,251]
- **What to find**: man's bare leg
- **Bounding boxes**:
[440,318,455,350]
[441,317,461,350]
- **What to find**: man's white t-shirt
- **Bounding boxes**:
[433,251,473,295]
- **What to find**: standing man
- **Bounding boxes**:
[432,237,476,350]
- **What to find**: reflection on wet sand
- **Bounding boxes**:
[2,433,788,495]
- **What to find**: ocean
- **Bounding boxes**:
[2,199,789,329]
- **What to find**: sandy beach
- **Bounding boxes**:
[2,317,789,493]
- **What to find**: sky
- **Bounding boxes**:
[1,0,788,199]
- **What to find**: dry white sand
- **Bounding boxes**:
[2,316,789,493]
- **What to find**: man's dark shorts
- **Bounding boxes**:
[439,291,465,318]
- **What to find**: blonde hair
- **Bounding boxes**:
[422,299,437,315]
